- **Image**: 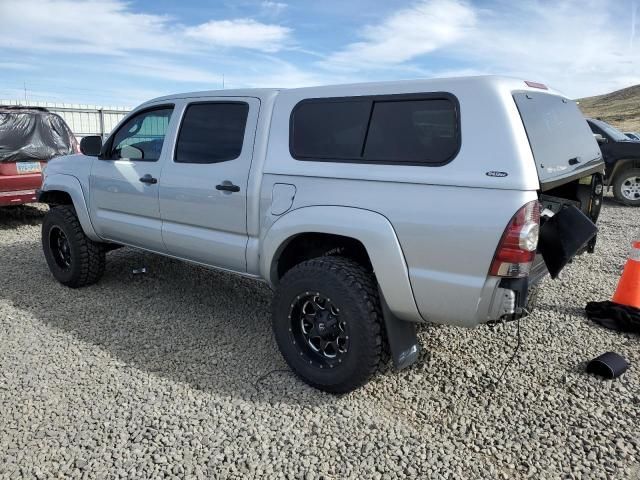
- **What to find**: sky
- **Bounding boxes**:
[0,0,639,107]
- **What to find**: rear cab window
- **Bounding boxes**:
[290,93,460,166]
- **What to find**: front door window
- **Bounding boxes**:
[110,107,173,161]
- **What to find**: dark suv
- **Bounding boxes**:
[587,118,640,206]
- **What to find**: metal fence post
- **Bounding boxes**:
[98,109,105,140]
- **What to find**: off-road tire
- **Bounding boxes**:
[612,167,640,206]
[272,256,383,393]
[42,205,106,288]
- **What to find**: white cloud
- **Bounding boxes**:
[228,56,359,89]
[323,0,476,69]
[185,19,290,52]
[0,0,176,55]
[1,0,638,104]
[113,58,225,84]
[0,0,292,55]
[454,0,640,97]
[0,62,36,71]
[321,0,640,97]
[261,1,288,15]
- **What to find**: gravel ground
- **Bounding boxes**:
[1,200,639,479]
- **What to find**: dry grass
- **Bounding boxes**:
[578,84,640,133]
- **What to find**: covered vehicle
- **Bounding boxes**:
[0,106,78,206]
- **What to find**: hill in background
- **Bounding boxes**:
[578,84,640,133]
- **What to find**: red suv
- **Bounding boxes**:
[0,106,78,206]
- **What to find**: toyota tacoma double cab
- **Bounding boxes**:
[587,118,640,206]
[38,76,604,392]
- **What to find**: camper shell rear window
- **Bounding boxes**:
[289,93,460,166]
[513,91,603,185]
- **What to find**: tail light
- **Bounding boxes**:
[489,200,540,278]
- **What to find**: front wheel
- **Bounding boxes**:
[612,168,640,206]
[42,205,106,288]
[272,257,383,393]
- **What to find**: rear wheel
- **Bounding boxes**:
[272,257,383,393]
[612,168,640,206]
[42,205,105,287]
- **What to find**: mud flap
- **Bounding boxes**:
[379,291,420,370]
[538,205,598,279]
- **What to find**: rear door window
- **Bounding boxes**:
[175,102,249,164]
[290,94,459,166]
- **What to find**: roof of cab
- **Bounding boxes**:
[140,88,282,107]
[139,75,564,108]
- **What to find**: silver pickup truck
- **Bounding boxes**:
[38,76,604,392]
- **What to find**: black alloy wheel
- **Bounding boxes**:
[49,226,72,270]
[289,292,349,368]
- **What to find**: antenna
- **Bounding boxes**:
[23,81,27,104]
[222,74,225,89]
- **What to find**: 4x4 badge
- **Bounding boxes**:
[486,171,508,177]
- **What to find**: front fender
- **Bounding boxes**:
[260,206,423,323]
[40,173,100,241]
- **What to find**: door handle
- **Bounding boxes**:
[139,174,158,184]
[216,183,240,193]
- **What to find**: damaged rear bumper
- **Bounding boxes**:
[487,205,599,322]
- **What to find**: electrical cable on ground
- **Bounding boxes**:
[253,368,293,390]
[488,311,526,395]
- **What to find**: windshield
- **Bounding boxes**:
[590,118,629,142]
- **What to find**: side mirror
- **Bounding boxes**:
[80,135,103,156]
[593,133,607,145]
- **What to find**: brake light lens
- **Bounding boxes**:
[489,200,541,278]
[525,80,548,90]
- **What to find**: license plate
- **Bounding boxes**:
[16,162,41,174]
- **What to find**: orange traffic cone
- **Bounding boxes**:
[612,241,640,309]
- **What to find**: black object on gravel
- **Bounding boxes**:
[585,300,640,334]
[586,352,630,379]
